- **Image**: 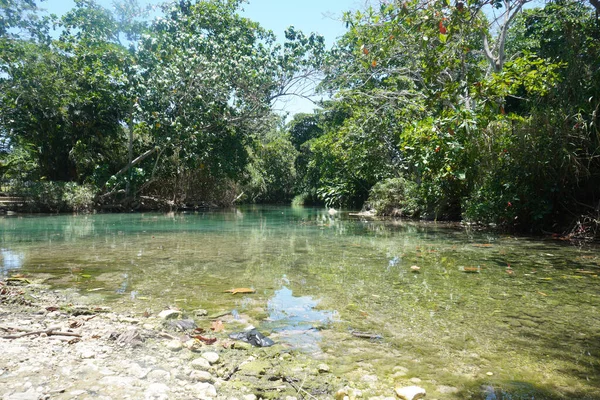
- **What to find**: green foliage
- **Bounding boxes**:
[366,177,421,217]
[10,181,95,212]
[244,131,298,203]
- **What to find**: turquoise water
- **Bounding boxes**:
[1,206,599,399]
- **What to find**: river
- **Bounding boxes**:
[1,206,599,399]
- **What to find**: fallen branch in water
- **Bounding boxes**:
[351,331,383,340]
[1,326,82,340]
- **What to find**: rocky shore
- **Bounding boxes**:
[0,279,433,400]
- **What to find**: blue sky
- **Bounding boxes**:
[39,0,361,115]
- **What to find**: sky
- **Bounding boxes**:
[39,0,363,116]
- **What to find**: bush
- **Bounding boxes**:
[365,177,421,217]
[10,181,95,213]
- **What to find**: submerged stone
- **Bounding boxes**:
[201,352,220,364]
[394,385,426,400]
[158,309,182,320]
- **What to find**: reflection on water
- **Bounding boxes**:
[265,286,337,353]
[1,249,24,276]
[1,206,600,398]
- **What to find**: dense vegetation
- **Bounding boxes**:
[1,0,599,237]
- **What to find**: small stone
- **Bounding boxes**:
[335,386,361,400]
[144,383,170,400]
[158,309,182,320]
[409,377,422,383]
[233,341,252,350]
[201,352,220,364]
[361,374,378,383]
[486,371,494,376]
[165,340,183,351]
[394,385,426,400]
[79,349,96,359]
[317,363,330,373]
[437,385,459,394]
[195,309,208,317]
[242,395,257,400]
[147,369,171,382]
[191,357,212,371]
[192,382,217,398]
[190,370,213,383]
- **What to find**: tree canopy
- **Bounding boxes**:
[1,0,598,236]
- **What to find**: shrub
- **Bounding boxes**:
[10,181,95,213]
[366,177,421,217]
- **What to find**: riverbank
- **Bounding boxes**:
[0,279,433,400]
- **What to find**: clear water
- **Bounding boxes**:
[1,206,599,399]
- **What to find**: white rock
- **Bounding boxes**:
[69,390,86,396]
[79,349,96,359]
[158,309,182,320]
[165,340,183,351]
[129,363,151,379]
[99,375,136,388]
[190,370,213,383]
[409,377,422,384]
[242,395,257,400]
[192,382,217,399]
[147,369,171,382]
[5,389,38,400]
[144,382,170,400]
[201,352,220,364]
[191,357,211,371]
[394,385,426,400]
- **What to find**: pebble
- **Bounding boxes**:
[437,385,459,394]
[394,385,426,400]
[190,370,213,383]
[317,363,330,373]
[145,383,170,400]
[147,369,171,382]
[201,352,220,364]
[158,309,182,320]
[361,374,378,383]
[191,382,217,398]
[242,395,257,400]
[79,349,96,359]
[409,377,422,383]
[165,340,183,352]
[191,357,212,371]
[195,309,208,317]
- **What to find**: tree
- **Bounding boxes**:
[0,0,132,183]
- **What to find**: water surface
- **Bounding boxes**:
[1,206,599,399]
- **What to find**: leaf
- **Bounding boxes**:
[224,288,256,295]
[211,320,224,332]
[439,33,448,43]
[192,335,217,344]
